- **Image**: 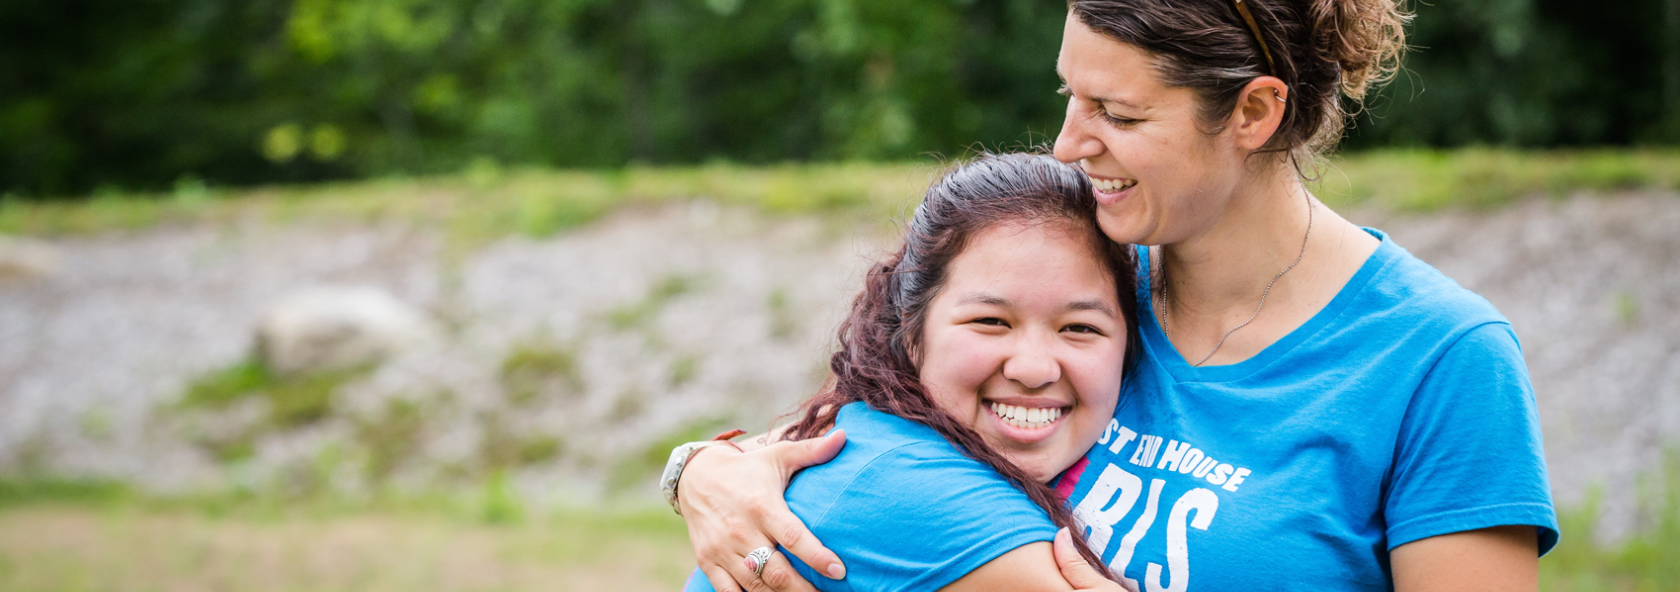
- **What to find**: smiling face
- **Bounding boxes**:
[1051,14,1252,247]
[916,221,1127,483]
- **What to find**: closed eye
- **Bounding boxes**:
[1097,109,1141,127]
[970,317,1010,328]
[1062,323,1105,336]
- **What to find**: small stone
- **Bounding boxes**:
[0,235,60,282]
[255,286,436,376]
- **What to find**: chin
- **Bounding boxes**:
[1012,454,1067,485]
[1095,212,1150,246]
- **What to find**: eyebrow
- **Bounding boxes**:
[956,293,1118,318]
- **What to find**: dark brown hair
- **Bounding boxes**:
[1068,0,1408,161]
[780,153,1140,578]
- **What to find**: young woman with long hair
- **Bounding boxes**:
[673,1,1558,591]
[676,153,1141,591]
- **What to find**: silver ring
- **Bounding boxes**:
[744,546,774,578]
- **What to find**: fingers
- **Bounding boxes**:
[763,504,846,580]
[1054,527,1117,591]
[746,549,821,592]
[700,564,745,592]
[774,429,847,474]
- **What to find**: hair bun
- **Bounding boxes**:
[1307,0,1409,102]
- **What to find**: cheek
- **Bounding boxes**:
[918,332,1005,413]
[1068,345,1126,415]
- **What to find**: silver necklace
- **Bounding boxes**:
[1156,192,1314,367]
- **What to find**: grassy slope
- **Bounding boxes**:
[3,149,1678,239]
[1,455,1677,591]
[0,506,694,592]
[0,482,697,592]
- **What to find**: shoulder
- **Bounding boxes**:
[791,403,1045,524]
[1362,230,1508,327]
[1341,230,1518,360]
[783,403,1058,591]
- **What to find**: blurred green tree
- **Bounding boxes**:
[1347,0,1675,147]
[0,0,1670,197]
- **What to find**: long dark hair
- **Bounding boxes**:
[1069,0,1409,161]
[780,153,1140,577]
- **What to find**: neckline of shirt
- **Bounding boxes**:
[1137,227,1400,384]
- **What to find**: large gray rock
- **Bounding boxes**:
[255,286,435,376]
[0,235,59,282]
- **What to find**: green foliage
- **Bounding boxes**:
[1540,453,1680,591]
[1613,291,1641,326]
[478,468,523,525]
[1,0,1068,197]
[476,410,565,473]
[6,0,1680,197]
[355,398,429,481]
[612,418,731,491]
[177,358,371,461]
[607,274,701,331]
[0,480,129,508]
[499,340,585,404]
[668,355,700,389]
[1349,0,1680,149]
[181,358,367,428]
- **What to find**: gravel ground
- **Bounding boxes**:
[1,193,1676,541]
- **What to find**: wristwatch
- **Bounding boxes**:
[661,440,733,516]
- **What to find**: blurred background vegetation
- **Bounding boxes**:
[4,0,1680,197]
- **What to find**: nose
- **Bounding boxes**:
[1052,98,1103,165]
[1002,333,1062,390]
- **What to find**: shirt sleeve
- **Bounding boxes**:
[1383,322,1560,555]
[785,441,1059,592]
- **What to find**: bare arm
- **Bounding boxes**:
[941,542,1077,592]
[676,430,849,592]
[1391,526,1539,592]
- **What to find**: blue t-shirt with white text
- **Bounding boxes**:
[1060,230,1558,591]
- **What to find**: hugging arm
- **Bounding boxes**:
[677,430,849,592]
[940,529,1129,592]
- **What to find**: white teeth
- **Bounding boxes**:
[1092,178,1137,193]
[989,402,1064,429]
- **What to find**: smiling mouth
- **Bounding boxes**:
[989,402,1067,430]
[1091,177,1137,193]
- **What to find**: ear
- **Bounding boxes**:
[1227,76,1289,152]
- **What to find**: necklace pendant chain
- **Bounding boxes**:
[1157,192,1314,367]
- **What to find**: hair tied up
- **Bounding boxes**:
[1071,0,1409,162]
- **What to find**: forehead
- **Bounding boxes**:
[943,221,1116,292]
[1055,13,1169,104]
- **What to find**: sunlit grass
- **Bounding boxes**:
[1311,148,1680,211]
[4,150,1677,239]
[0,162,937,241]
[0,479,696,591]
[2,456,1679,591]
[0,504,694,592]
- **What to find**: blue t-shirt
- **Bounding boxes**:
[682,402,1058,592]
[1061,230,1559,591]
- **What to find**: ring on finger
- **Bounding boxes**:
[744,546,775,578]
